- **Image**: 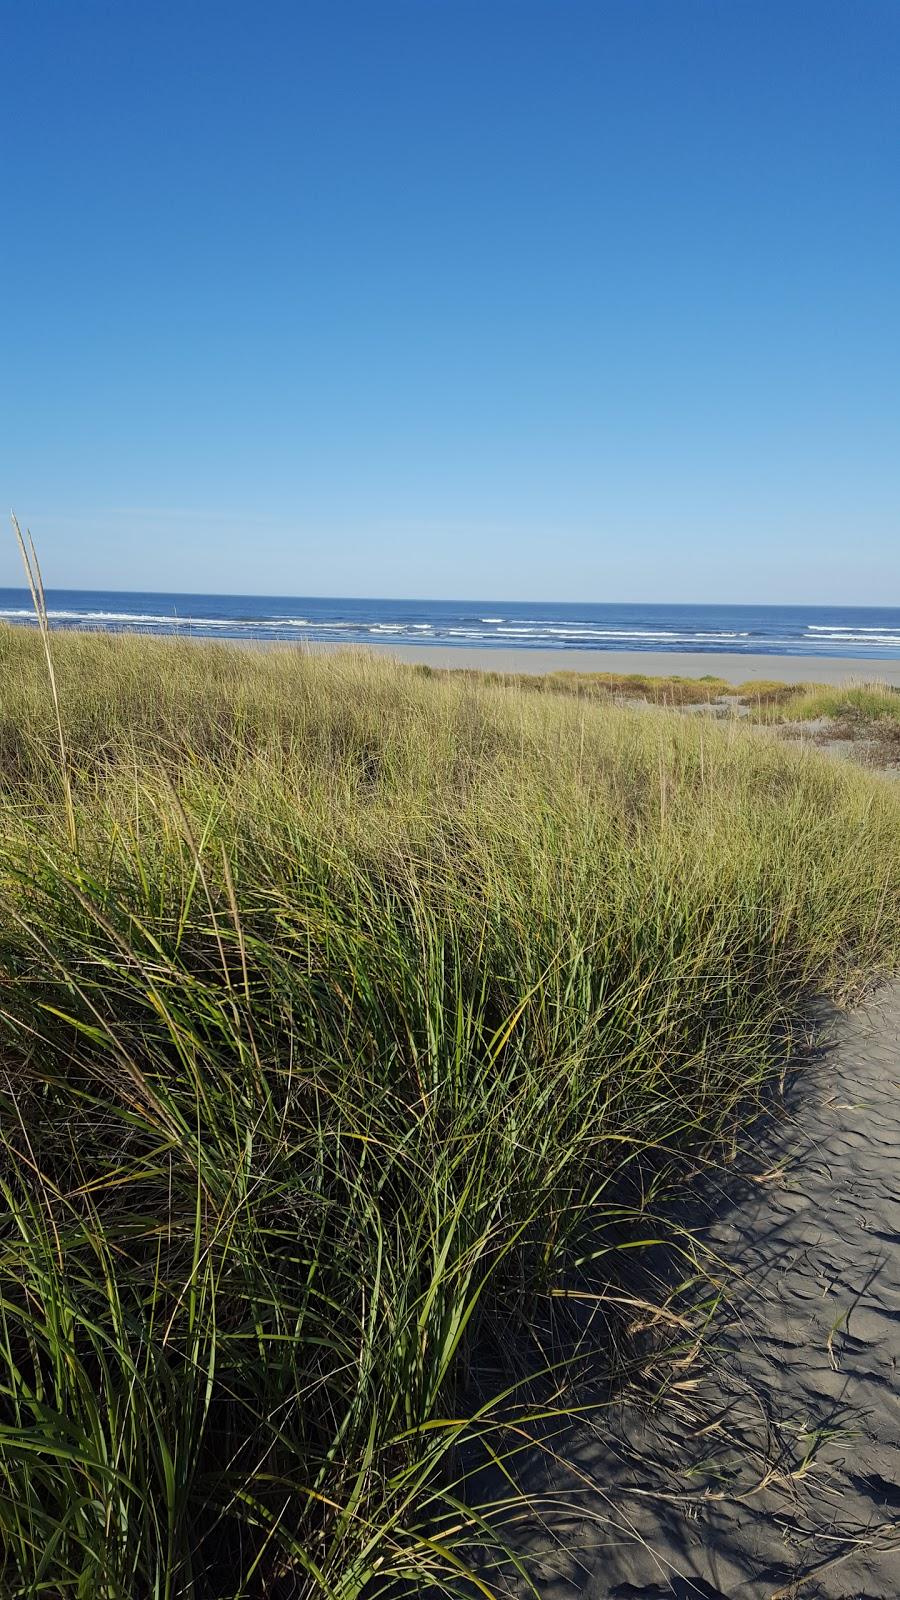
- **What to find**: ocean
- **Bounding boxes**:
[1,591,900,658]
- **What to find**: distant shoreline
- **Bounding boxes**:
[10,619,900,681]
[5,593,900,661]
[304,643,900,685]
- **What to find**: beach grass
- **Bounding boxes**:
[1,627,900,1597]
[414,665,818,709]
[765,680,900,725]
[413,665,737,704]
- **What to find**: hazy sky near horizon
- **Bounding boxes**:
[3,0,899,603]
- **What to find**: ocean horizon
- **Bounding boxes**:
[2,589,900,659]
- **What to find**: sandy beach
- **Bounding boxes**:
[343,644,900,685]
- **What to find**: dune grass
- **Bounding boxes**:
[765,680,900,725]
[729,678,810,706]
[413,666,738,705]
[415,666,815,711]
[0,627,899,1596]
[752,682,900,764]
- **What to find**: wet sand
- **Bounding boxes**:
[341,644,900,684]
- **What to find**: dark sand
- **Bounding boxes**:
[512,990,900,1597]
[331,644,900,685]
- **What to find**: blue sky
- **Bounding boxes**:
[3,0,898,602]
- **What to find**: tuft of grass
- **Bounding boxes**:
[766,681,900,726]
[730,679,807,707]
[0,628,899,1596]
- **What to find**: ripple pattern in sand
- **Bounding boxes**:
[513,989,900,1599]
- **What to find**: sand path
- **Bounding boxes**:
[516,989,900,1598]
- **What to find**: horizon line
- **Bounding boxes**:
[0,585,898,612]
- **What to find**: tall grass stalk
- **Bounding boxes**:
[9,512,77,853]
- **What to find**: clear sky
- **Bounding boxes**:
[3,0,898,602]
